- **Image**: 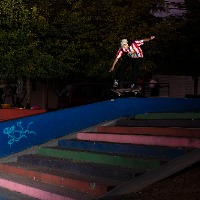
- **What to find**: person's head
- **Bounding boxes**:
[120,39,128,49]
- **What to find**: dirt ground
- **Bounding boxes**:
[103,161,200,200]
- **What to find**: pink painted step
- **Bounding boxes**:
[76,132,200,149]
[96,126,200,138]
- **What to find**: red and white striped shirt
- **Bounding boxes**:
[116,40,144,59]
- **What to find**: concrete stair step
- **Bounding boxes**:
[76,132,200,149]
[58,139,188,160]
[0,162,118,196]
[116,118,200,128]
[0,171,95,200]
[96,126,200,138]
[134,112,200,119]
[17,154,139,181]
[38,147,162,171]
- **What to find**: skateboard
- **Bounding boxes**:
[111,86,142,97]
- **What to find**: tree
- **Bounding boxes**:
[0,0,172,107]
[184,0,200,94]
[0,0,167,82]
[153,0,200,95]
[0,0,71,107]
[51,0,166,81]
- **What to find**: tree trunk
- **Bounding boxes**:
[25,78,31,109]
[45,79,49,110]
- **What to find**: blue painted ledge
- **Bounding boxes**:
[0,97,200,158]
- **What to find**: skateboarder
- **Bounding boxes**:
[109,36,155,88]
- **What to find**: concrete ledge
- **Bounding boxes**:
[98,149,200,199]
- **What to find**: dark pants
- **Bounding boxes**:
[116,58,142,88]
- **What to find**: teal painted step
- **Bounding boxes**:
[38,147,163,171]
[134,112,200,119]
[58,139,188,160]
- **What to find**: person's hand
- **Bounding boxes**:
[151,36,155,40]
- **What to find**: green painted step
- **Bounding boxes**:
[134,112,200,119]
[38,147,162,171]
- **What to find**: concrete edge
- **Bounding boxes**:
[97,149,200,199]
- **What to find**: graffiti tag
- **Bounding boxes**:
[3,121,36,146]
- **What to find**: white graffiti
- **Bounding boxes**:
[3,121,36,146]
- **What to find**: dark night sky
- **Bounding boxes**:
[155,0,186,17]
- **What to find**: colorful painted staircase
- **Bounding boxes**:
[0,112,200,199]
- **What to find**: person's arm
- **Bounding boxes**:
[109,57,119,72]
[142,36,155,42]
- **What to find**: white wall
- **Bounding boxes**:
[156,75,200,98]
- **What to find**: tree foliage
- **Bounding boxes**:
[2,0,199,84]
[0,0,167,83]
[183,0,200,75]
[52,0,166,80]
[154,0,200,76]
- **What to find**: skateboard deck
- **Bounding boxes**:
[111,86,142,96]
